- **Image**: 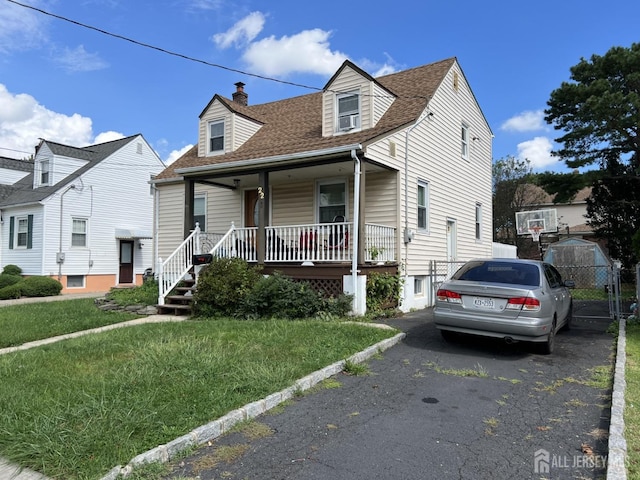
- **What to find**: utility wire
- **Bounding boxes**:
[5,0,323,92]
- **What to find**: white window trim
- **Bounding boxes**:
[15,216,29,249]
[71,218,88,248]
[316,178,349,223]
[461,122,470,161]
[475,203,482,242]
[40,159,50,186]
[207,119,225,156]
[417,180,429,233]
[335,91,361,133]
[194,193,207,231]
[67,275,86,289]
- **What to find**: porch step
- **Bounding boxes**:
[157,278,196,316]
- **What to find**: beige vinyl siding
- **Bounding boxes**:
[322,66,373,137]
[271,181,316,225]
[372,82,395,126]
[198,101,231,157]
[232,116,261,150]
[364,171,398,228]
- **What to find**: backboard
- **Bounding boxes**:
[515,209,558,235]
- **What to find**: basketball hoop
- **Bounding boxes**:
[528,225,543,243]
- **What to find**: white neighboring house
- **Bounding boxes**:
[0,135,165,293]
[153,58,494,313]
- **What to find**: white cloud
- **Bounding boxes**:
[185,0,223,11]
[94,131,125,144]
[516,136,561,170]
[243,28,348,77]
[0,0,47,54]
[54,45,109,73]
[501,110,546,132]
[165,144,193,165]
[0,84,117,158]
[213,11,265,49]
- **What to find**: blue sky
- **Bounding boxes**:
[0,0,638,171]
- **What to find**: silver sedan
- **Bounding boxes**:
[434,258,575,354]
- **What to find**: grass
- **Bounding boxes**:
[625,323,640,478]
[0,315,396,480]
[0,298,141,348]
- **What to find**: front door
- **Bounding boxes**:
[244,189,259,227]
[119,240,134,284]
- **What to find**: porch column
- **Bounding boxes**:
[257,171,269,265]
[357,162,366,265]
[183,179,195,239]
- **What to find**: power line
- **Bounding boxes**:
[5,0,323,93]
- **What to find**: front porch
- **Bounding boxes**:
[157,221,398,308]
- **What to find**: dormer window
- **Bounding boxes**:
[208,120,224,154]
[40,159,50,185]
[337,92,360,132]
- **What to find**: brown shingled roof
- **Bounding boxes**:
[156,58,457,180]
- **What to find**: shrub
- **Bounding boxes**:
[0,274,22,290]
[193,257,262,317]
[2,264,22,276]
[366,271,402,313]
[238,272,323,319]
[0,283,22,300]
[20,276,63,297]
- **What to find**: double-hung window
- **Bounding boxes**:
[475,203,482,241]
[208,120,224,154]
[17,217,29,247]
[461,123,469,160]
[72,218,87,247]
[337,92,360,132]
[40,159,50,185]
[417,181,429,231]
[9,215,33,249]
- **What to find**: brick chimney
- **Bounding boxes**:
[232,82,248,106]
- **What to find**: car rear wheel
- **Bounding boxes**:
[540,321,556,355]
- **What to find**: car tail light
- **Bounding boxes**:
[506,297,541,311]
[436,289,462,304]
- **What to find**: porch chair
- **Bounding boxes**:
[326,215,348,250]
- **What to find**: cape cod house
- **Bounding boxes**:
[153,58,494,314]
[0,135,165,293]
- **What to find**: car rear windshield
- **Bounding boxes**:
[453,261,540,287]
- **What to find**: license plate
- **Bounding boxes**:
[473,297,495,309]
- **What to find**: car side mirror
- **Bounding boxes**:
[563,279,576,289]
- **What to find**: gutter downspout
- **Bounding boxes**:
[351,148,362,314]
[58,184,76,281]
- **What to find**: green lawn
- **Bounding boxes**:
[625,322,640,478]
[0,315,397,480]
[0,299,141,348]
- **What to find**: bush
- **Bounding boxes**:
[193,257,263,317]
[366,271,402,313]
[20,276,63,297]
[0,274,22,290]
[0,282,22,300]
[238,272,323,319]
[2,264,22,276]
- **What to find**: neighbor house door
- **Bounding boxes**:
[119,240,134,284]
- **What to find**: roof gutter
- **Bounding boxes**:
[175,144,363,176]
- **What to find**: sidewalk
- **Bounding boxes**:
[0,292,106,308]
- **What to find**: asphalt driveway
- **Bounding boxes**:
[163,306,614,480]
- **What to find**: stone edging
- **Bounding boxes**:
[100,328,406,480]
[607,316,628,480]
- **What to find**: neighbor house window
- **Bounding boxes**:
[71,218,87,247]
[475,203,482,241]
[318,181,346,223]
[208,120,224,153]
[336,92,360,132]
[67,275,85,288]
[9,215,33,249]
[461,123,469,160]
[414,276,425,296]
[417,181,429,231]
[40,159,50,185]
[194,195,206,231]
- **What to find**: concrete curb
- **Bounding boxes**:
[607,316,628,480]
[100,328,406,480]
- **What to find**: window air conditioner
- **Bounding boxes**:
[338,115,358,131]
